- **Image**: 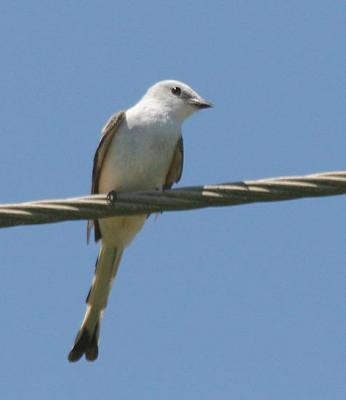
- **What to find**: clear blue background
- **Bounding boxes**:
[0,1,345,399]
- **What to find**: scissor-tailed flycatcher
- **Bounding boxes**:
[68,80,212,362]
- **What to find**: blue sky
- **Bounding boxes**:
[0,1,345,399]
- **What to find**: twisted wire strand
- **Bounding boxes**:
[0,171,345,229]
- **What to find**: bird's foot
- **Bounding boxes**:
[107,190,118,203]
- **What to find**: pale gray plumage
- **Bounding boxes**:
[68,80,211,362]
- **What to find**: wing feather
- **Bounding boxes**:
[87,111,126,243]
[164,136,184,189]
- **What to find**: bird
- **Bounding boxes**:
[68,80,212,362]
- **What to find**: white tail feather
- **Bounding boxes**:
[68,244,123,362]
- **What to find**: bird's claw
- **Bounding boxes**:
[107,190,118,203]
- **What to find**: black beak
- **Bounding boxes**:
[189,97,213,109]
[196,101,213,109]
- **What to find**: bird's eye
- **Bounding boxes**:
[171,86,181,96]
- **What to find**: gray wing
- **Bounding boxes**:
[87,111,126,243]
[164,136,184,189]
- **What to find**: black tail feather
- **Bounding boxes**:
[85,323,99,361]
[68,245,122,363]
[68,322,100,362]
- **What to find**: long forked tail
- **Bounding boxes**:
[68,244,123,362]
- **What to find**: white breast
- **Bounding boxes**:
[99,109,181,193]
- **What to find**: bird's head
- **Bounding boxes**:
[141,80,212,121]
